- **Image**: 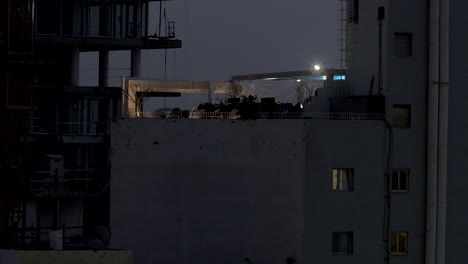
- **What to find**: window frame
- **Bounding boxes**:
[332,168,354,192]
[392,169,409,193]
[390,231,409,256]
[393,32,413,58]
[332,231,354,255]
[392,104,411,128]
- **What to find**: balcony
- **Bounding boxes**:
[29,169,109,198]
[31,0,182,51]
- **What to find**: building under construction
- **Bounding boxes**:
[0,0,181,249]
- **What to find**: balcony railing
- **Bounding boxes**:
[29,169,109,197]
[28,121,110,136]
[136,112,385,121]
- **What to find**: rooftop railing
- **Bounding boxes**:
[136,112,385,120]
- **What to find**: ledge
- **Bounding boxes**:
[33,35,182,51]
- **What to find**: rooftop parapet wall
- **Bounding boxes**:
[0,249,132,264]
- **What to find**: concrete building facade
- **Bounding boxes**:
[111,118,390,264]
[111,0,468,264]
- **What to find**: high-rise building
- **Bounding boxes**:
[1,0,181,249]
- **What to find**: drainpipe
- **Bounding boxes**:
[425,0,440,263]
[426,0,449,263]
[436,0,449,263]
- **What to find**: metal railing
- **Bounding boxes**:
[256,112,385,120]
[29,169,110,197]
[136,111,384,120]
[190,112,239,119]
[28,120,110,136]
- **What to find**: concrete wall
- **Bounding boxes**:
[384,1,428,264]
[111,119,306,264]
[346,1,428,263]
[446,0,468,263]
[110,118,423,264]
[0,250,132,264]
[303,120,387,264]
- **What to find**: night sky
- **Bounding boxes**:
[143,0,340,80]
[80,0,339,109]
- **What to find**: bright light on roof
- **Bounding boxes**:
[314,65,321,71]
[322,76,327,81]
[333,75,346,81]
[264,77,278,81]
[296,79,302,82]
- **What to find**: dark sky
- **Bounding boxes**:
[81,0,339,86]
[141,0,340,80]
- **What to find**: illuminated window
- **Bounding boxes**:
[332,232,353,254]
[390,232,408,255]
[332,168,354,191]
[392,169,409,192]
[394,33,413,57]
[393,104,411,128]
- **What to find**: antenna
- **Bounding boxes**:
[378,6,385,95]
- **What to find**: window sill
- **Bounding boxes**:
[390,253,408,256]
[332,252,353,256]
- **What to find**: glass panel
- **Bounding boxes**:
[332,232,340,252]
[89,6,100,36]
[332,169,340,190]
[393,105,411,127]
[398,233,407,253]
[99,5,112,37]
[347,232,353,253]
[36,0,61,35]
[394,33,413,57]
[121,4,127,37]
[345,169,353,190]
[400,172,408,191]
[61,0,75,35]
[142,2,147,37]
[127,4,134,37]
[115,4,121,38]
[390,232,398,253]
[392,171,399,191]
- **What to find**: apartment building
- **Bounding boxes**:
[111,0,467,264]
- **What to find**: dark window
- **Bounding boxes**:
[332,232,353,254]
[390,232,408,255]
[394,33,413,57]
[393,104,411,128]
[392,170,409,192]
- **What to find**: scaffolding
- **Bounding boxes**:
[337,0,356,96]
[0,0,35,248]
